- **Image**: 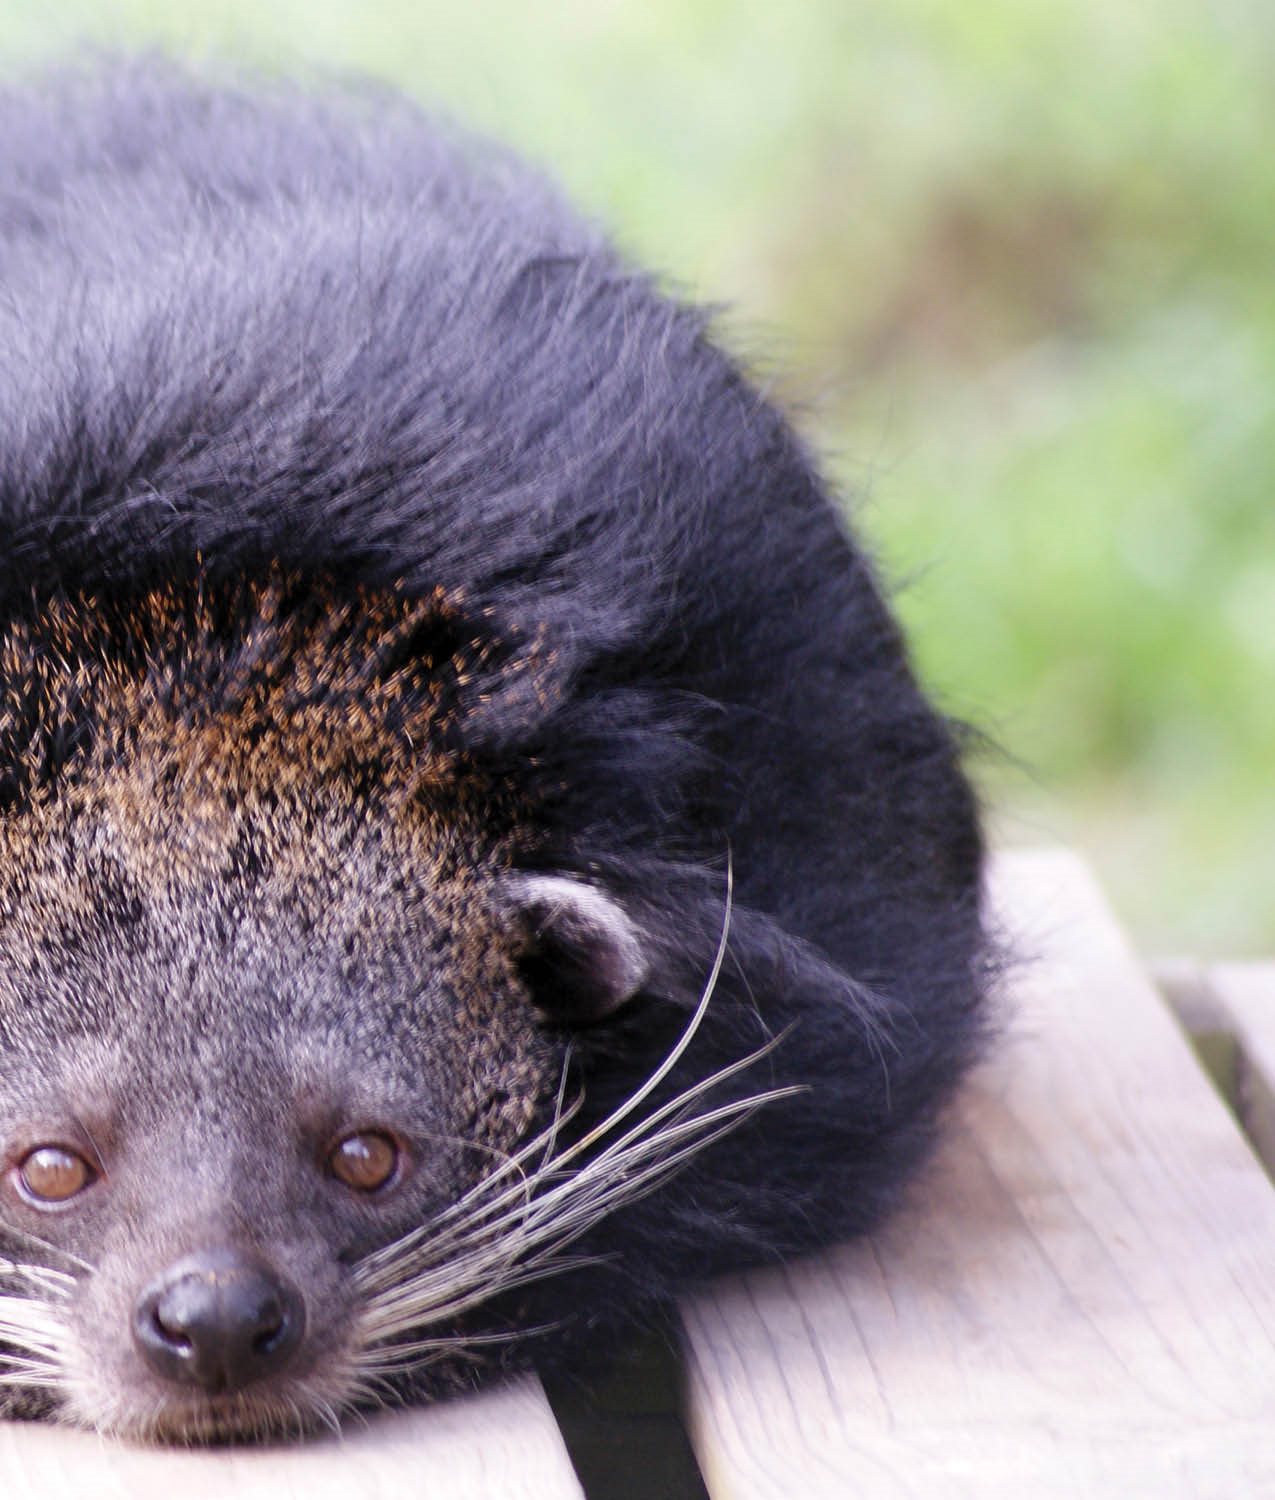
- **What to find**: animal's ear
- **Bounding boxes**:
[505,875,649,1024]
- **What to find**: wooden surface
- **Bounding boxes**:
[0,1378,583,1500]
[681,848,1275,1500]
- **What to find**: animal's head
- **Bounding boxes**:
[0,572,662,1441]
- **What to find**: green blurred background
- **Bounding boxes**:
[1,1,1270,956]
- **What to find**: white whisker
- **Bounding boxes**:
[0,1272,72,1401]
[349,862,801,1376]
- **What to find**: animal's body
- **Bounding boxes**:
[0,61,988,1442]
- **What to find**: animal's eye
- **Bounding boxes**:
[328,1130,400,1193]
[16,1145,96,1205]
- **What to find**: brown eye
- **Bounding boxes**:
[329,1130,399,1193]
[17,1145,95,1204]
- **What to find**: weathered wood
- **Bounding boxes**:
[0,1377,584,1500]
[682,849,1275,1500]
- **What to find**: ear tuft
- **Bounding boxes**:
[506,875,649,1023]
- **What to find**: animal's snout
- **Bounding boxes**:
[133,1248,306,1393]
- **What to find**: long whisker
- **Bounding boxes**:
[349,860,801,1374]
[364,1024,794,1300]
[0,1223,94,1274]
[362,1049,795,1321]
[357,1087,585,1278]
[0,1257,75,1297]
[356,867,739,1296]
[0,1273,72,1403]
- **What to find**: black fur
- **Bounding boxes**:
[0,59,989,1423]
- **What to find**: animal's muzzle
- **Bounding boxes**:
[132,1247,306,1394]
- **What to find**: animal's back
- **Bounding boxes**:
[0,59,987,1441]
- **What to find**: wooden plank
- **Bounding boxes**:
[682,848,1275,1500]
[0,1377,584,1500]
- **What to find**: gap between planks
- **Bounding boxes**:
[1157,958,1275,1175]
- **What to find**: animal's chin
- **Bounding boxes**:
[66,1383,347,1447]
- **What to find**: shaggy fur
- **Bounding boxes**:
[0,59,989,1440]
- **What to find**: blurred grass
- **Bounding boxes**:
[1,0,1270,954]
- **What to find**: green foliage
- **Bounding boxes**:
[2,0,1270,952]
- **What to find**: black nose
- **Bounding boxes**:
[133,1248,306,1394]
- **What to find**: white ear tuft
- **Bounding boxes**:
[506,875,649,1022]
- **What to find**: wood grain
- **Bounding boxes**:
[0,1377,583,1499]
[682,849,1275,1500]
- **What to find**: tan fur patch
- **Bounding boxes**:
[0,571,551,1096]
[0,567,545,858]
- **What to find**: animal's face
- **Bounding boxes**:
[0,577,648,1440]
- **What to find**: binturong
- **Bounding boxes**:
[0,59,990,1444]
